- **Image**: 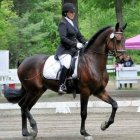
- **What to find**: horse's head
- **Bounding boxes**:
[106,22,127,59]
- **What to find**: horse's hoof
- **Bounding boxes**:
[22,130,30,136]
[27,135,34,140]
[30,128,37,138]
[101,121,107,131]
[84,136,94,140]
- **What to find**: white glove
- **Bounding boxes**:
[76,42,84,49]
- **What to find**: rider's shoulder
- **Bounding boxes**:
[59,18,67,25]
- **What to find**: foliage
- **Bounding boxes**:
[1,0,61,67]
[0,0,18,50]
[0,0,140,67]
[78,0,140,64]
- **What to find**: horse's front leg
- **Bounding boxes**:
[80,93,93,140]
[97,90,118,131]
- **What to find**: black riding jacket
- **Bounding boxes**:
[55,17,86,57]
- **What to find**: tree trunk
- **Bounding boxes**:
[62,0,78,25]
[13,0,32,16]
[114,0,123,27]
[0,0,3,8]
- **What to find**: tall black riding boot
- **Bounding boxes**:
[58,66,68,94]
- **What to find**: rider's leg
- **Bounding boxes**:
[58,54,71,94]
[58,65,68,94]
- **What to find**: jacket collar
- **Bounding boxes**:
[64,17,74,27]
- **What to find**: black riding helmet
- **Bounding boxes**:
[62,3,76,16]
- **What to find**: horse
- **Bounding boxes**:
[3,22,127,140]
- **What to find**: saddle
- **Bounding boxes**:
[43,54,78,79]
[43,55,79,97]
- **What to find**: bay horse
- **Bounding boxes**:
[4,22,127,140]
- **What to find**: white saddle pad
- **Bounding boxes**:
[43,55,78,80]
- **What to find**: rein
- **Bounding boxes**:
[89,37,115,57]
[91,31,124,58]
[92,50,108,56]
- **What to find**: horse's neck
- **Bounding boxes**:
[81,52,108,72]
[86,40,108,68]
[90,28,113,54]
[80,28,113,72]
[91,36,109,54]
[86,29,112,65]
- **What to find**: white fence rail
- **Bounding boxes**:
[0,50,140,87]
[0,69,20,85]
[0,65,140,86]
[106,64,140,73]
[0,50,9,78]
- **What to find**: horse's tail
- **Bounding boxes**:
[17,60,22,68]
[3,85,25,104]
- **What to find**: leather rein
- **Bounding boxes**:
[92,31,125,58]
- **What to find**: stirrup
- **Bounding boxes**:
[58,84,67,94]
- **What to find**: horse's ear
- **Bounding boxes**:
[122,23,127,31]
[115,22,120,31]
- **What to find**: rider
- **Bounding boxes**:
[55,3,87,94]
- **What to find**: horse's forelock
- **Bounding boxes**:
[84,26,112,52]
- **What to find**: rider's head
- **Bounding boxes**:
[62,3,76,20]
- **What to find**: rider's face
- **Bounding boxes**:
[66,11,75,20]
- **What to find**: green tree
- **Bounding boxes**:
[115,0,123,26]
[1,0,140,66]
[12,0,37,16]
[0,0,18,50]
[10,0,61,66]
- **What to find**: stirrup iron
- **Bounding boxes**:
[58,84,67,94]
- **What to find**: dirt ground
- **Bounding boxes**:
[0,108,140,140]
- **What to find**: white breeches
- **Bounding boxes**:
[58,54,72,69]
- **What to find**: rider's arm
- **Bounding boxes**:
[58,22,77,49]
[76,29,87,45]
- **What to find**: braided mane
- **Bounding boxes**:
[84,26,112,52]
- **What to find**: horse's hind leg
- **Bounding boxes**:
[21,108,29,136]
[18,95,29,136]
[20,108,37,137]
[24,108,38,137]
[27,90,47,136]
[19,93,38,137]
[97,90,118,131]
[19,89,46,137]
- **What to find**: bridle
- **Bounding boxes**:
[90,31,125,57]
[106,31,125,58]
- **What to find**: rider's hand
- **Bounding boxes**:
[76,42,84,49]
